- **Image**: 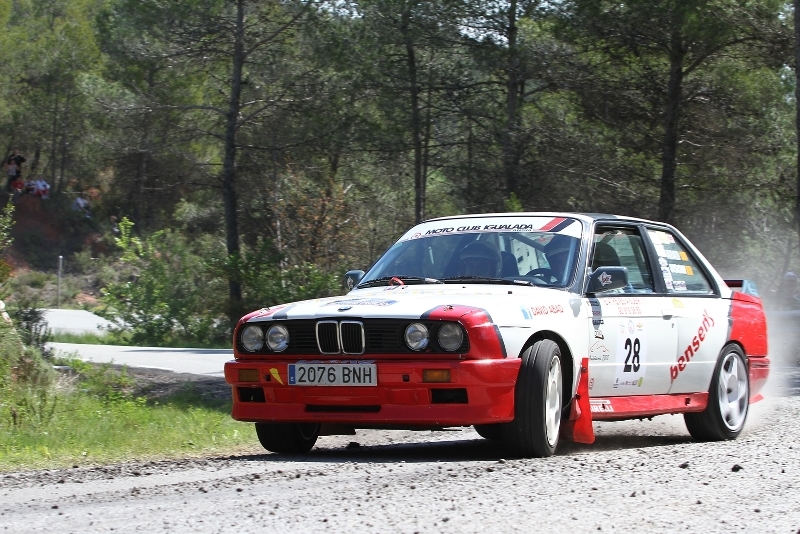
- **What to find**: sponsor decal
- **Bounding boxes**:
[672,298,684,308]
[655,244,667,257]
[269,368,284,385]
[593,318,604,325]
[590,399,614,413]
[594,330,604,339]
[673,280,687,291]
[599,272,613,286]
[323,298,397,307]
[658,257,668,267]
[679,251,688,261]
[532,305,549,316]
[411,233,421,239]
[588,377,595,390]
[589,341,610,361]
[615,321,646,387]
[665,280,674,290]
[670,310,715,381]
[685,265,694,276]
[669,264,687,275]
[520,306,532,320]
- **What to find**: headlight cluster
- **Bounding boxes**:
[240,324,289,352]
[403,322,464,352]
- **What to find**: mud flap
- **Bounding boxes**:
[561,358,595,444]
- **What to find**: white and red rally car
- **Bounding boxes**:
[224,213,769,457]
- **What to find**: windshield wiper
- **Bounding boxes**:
[357,275,444,288]
[441,276,533,286]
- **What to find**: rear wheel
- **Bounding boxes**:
[255,423,320,453]
[502,340,563,457]
[684,343,749,441]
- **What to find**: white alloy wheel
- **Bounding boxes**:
[684,343,749,441]
[718,350,748,431]
[545,356,563,447]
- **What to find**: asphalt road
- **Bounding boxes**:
[1,376,799,533]
[48,342,232,376]
[42,309,114,335]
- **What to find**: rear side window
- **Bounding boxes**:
[647,229,713,294]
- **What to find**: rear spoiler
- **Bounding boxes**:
[724,279,759,297]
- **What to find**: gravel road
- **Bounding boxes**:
[2,373,799,533]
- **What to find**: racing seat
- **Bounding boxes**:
[500,251,520,277]
[591,242,621,270]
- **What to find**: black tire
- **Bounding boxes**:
[684,343,749,441]
[255,423,320,454]
[502,339,564,458]
[474,424,504,441]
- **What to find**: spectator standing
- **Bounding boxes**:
[5,161,18,192]
[5,148,25,191]
[72,192,91,218]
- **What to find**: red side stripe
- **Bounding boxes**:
[539,217,567,231]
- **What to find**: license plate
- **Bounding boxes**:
[288,364,377,386]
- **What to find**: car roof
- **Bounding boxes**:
[424,212,671,228]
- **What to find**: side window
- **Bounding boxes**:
[592,228,654,293]
[647,229,713,294]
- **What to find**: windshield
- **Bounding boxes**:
[361,216,582,288]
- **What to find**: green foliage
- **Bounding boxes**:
[0,322,57,429]
[99,220,227,346]
[0,357,255,470]
[98,219,339,347]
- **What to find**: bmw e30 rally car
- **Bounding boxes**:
[224,213,769,458]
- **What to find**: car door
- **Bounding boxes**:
[585,225,678,397]
[643,227,729,394]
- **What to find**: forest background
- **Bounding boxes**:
[0,0,798,347]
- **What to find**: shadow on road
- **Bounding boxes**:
[222,430,696,465]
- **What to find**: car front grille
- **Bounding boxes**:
[316,321,340,354]
[238,319,468,355]
[340,321,365,354]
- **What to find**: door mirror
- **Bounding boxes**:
[588,266,629,293]
[343,270,365,291]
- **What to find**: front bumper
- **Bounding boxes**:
[224,358,521,426]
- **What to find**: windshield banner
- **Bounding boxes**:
[399,216,582,242]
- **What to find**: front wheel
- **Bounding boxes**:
[684,343,749,441]
[502,339,563,457]
[255,423,320,454]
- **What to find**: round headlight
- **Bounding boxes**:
[404,323,429,351]
[438,323,463,351]
[266,324,290,352]
[241,325,264,352]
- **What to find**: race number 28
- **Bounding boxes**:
[614,321,646,388]
[623,338,641,373]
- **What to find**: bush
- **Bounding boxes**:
[0,321,57,428]
[98,218,340,348]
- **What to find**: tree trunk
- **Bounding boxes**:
[657,31,685,224]
[402,9,424,224]
[49,93,59,188]
[134,70,155,231]
[503,0,520,200]
[57,90,72,194]
[795,0,800,252]
[223,0,245,324]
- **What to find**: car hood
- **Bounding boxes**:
[242,284,580,327]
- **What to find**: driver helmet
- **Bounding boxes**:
[458,241,501,278]
[545,234,571,258]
